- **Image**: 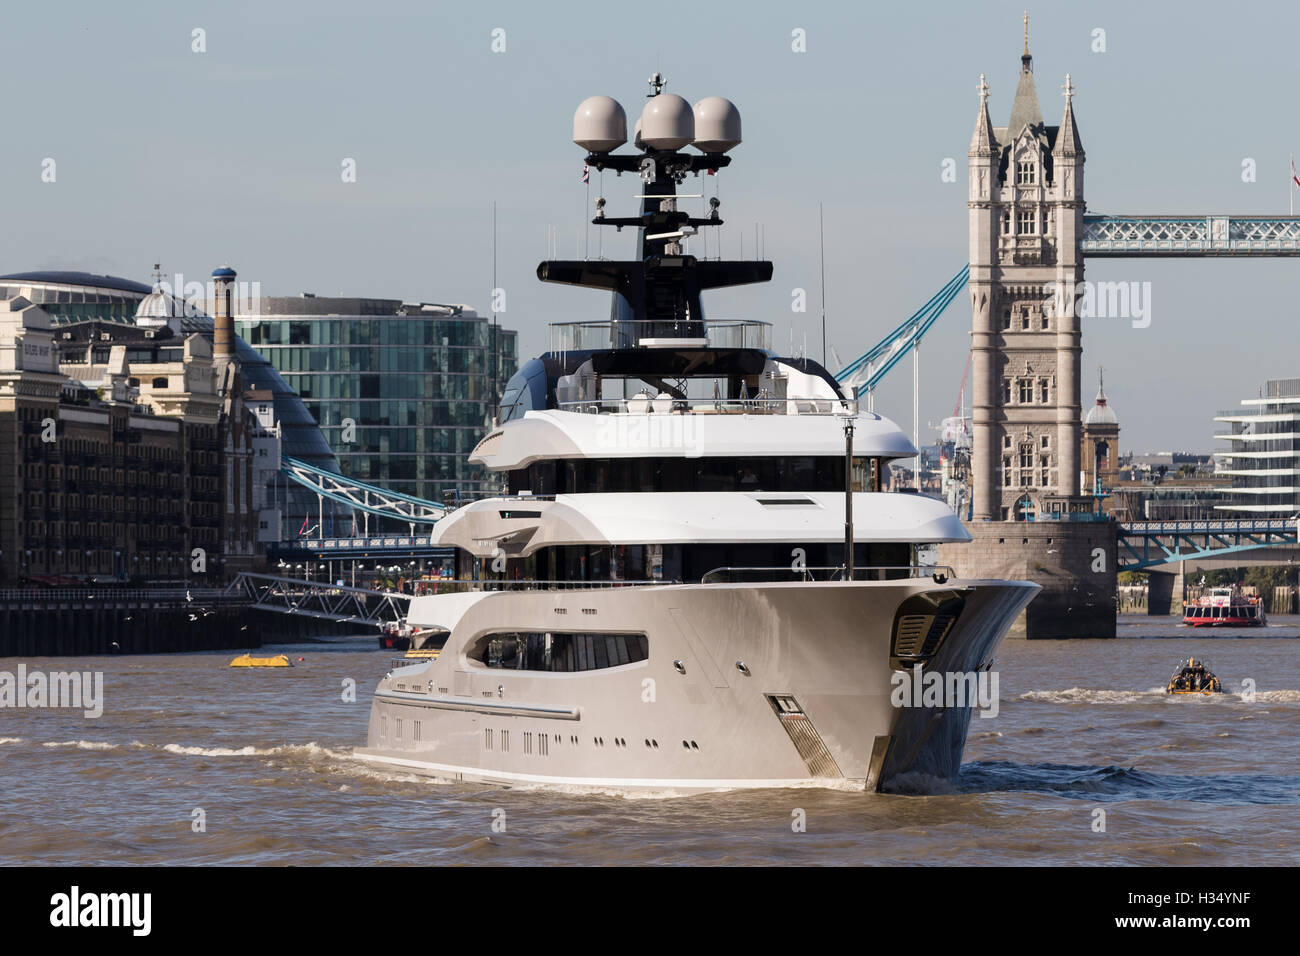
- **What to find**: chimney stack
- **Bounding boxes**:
[211,265,237,362]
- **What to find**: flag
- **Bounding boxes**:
[707,168,716,176]
[581,163,589,185]
[298,514,308,536]
[1293,156,1300,188]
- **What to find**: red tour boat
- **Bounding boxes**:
[1182,584,1266,627]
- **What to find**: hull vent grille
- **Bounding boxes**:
[767,695,841,778]
[891,591,967,669]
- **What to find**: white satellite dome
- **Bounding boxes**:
[692,97,741,152]
[639,94,693,150]
[573,96,627,152]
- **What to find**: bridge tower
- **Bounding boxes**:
[969,33,1088,520]
[943,24,1116,638]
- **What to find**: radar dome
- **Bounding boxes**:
[639,94,694,150]
[573,96,627,152]
[692,97,741,152]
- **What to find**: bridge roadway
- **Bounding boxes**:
[1118,518,1298,571]
[269,534,455,561]
[1081,214,1300,257]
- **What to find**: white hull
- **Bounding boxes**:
[354,577,1037,793]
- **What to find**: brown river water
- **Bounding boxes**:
[2,615,1297,866]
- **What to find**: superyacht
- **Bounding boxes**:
[354,77,1038,791]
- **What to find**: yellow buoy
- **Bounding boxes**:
[230,653,292,668]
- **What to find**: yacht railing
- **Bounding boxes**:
[550,319,771,352]
[420,578,684,593]
[400,568,957,594]
[554,396,851,416]
[699,565,957,584]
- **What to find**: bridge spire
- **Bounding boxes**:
[1007,16,1043,140]
[969,74,997,156]
[1054,73,1084,157]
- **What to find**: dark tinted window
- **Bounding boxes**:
[471,631,648,671]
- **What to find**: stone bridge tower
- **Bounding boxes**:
[942,24,1117,640]
[968,32,1088,521]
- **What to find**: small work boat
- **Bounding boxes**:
[230,653,293,668]
[1182,584,1266,627]
[1166,658,1223,695]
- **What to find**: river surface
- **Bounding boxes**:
[2,615,1297,866]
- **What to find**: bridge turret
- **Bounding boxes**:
[968,74,1001,523]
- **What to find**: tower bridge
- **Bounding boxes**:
[925,28,1300,636]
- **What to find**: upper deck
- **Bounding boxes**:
[549,317,771,352]
[470,406,915,473]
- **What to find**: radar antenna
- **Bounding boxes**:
[555,78,768,344]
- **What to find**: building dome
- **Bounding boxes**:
[134,289,203,326]
[1084,373,1118,426]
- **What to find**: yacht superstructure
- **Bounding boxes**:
[354,77,1037,792]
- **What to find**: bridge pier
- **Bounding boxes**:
[939,520,1117,639]
[1146,561,1186,616]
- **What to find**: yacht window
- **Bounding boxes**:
[470,632,649,671]
[509,456,884,495]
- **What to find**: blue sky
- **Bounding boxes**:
[4,0,1299,452]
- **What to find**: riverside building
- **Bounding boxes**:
[1214,377,1300,515]
[234,295,517,506]
[0,268,332,584]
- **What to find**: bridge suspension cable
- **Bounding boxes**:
[834,264,970,398]
[280,457,446,525]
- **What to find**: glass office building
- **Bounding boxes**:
[236,297,517,505]
[1214,377,1300,514]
